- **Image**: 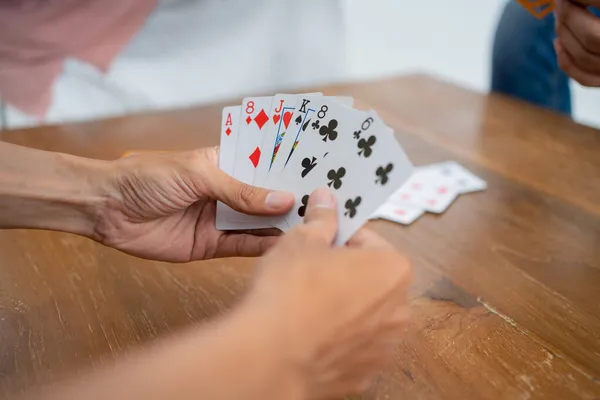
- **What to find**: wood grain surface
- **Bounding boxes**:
[0,74,598,399]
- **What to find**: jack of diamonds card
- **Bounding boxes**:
[232,96,273,185]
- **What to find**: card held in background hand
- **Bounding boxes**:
[515,0,554,19]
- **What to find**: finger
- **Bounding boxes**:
[213,234,280,258]
[557,21,600,74]
[567,0,600,8]
[205,168,294,216]
[346,228,394,251]
[556,39,600,86]
[225,228,283,237]
[281,187,339,248]
[556,0,600,55]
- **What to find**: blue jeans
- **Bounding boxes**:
[491,1,600,116]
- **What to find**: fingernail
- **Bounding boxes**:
[265,191,293,210]
[308,187,336,210]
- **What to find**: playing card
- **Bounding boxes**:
[253,92,322,187]
[215,106,273,230]
[283,111,414,245]
[416,161,487,195]
[393,169,460,214]
[268,95,355,177]
[515,0,554,19]
[232,96,273,185]
[371,199,424,225]
[264,96,360,196]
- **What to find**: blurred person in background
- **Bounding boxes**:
[492,0,600,115]
[0,0,345,128]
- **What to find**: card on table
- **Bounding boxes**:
[393,169,460,214]
[371,199,425,226]
[416,161,487,195]
[281,111,414,245]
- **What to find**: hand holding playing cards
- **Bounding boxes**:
[22,187,411,400]
[247,188,412,399]
[96,148,294,261]
[554,0,600,87]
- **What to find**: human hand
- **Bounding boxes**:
[94,147,294,262]
[245,188,412,400]
[554,0,600,86]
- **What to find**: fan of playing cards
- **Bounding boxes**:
[216,93,487,245]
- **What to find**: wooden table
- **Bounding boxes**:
[1,74,599,399]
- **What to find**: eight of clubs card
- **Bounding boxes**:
[268,95,354,178]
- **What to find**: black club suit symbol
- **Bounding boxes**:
[353,130,361,139]
[357,135,376,157]
[301,157,317,178]
[327,167,346,189]
[375,163,394,185]
[319,119,338,142]
[298,195,309,217]
[312,120,320,130]
[344,196,362,219]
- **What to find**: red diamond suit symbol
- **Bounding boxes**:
[253,109,269,130]
[249,147,261,168]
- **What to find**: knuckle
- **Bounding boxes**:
[235,184,259,207]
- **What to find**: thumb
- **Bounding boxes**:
[205,168,294,216]
[282,187,339,248]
